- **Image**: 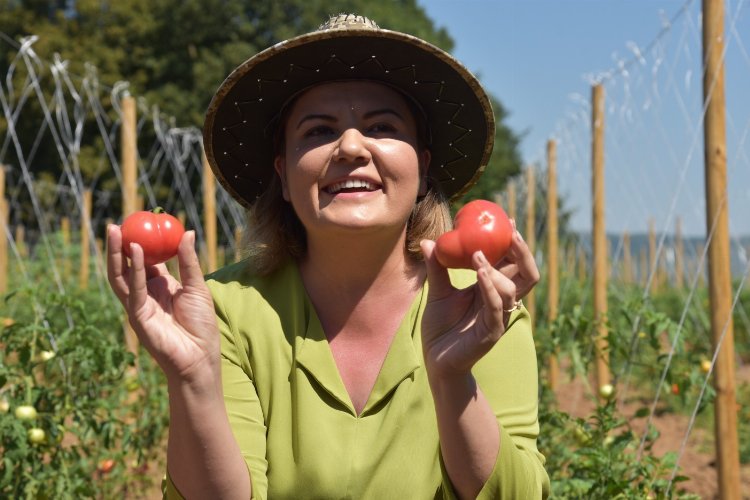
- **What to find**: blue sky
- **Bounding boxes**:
[418,0,750,237]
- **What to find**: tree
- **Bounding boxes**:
[0,0,522,224]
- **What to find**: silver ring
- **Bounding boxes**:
[503,299,523,313]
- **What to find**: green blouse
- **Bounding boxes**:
[164,259,550,499]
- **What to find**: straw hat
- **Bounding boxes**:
[203,14,495,208]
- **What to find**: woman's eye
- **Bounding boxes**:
[304,125,335,138]
[368,122,397,134]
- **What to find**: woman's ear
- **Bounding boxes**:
[273,155,290,202]
[418,149,432,197]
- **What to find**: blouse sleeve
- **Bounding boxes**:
[163,290,269,500]
[441,306,551,499]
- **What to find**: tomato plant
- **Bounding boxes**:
[0,280,170,498]
[121,208,185,266]
[435,199,513,269]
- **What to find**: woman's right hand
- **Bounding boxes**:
[106,224,220,385]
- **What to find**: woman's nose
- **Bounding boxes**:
[334,128,371,163]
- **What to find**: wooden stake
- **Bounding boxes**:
[202,150,217,273]
[234,226,243,263]
[622,232,632,285]
[702,0,740,495]
[121,96,138,219]
[591,83,610,394]
[525,166,536,324]
[121,95,139,357]
[546,140,559,391]
[675,216,684,288]
[60,217,71,283]
[648,217,658,293]
[507,181,517,221]
[578,245,586,283]
[15,225,25,258]
[0,166,7,295]
[79,190,92,290]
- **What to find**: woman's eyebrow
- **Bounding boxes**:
[295,108,404,130]
[296,113,335,130]
[363,108,404,121]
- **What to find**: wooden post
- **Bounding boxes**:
[15,225,25,258]
[578,246,586,283]
[524,166,536,323]
[79,190,92,290]
[0,166,7,295]
[702,0,740,495]
[546,140,559,391]
[591,83,610,395]
[648,217,659,293]
[675,216,684,288]
[565,242,576,279]
[506,181,517,221]
[622,232,632,285]
[202,151,217,273]
[121,95,139,357]
[61,217,71,283]
[234,226,243,263]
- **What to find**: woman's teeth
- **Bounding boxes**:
[326,179,377,194]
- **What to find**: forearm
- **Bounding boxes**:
[166,373,251,500]
[429,372,500,500]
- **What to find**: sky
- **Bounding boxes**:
[418,0,750,237]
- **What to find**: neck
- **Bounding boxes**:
[298,227,425,337]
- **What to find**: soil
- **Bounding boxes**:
[554,363,750,499]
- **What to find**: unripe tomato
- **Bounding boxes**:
[121,208,185,266]
[14,405,37,420]
[599,383,615,399]
[28,428,46,444]
[700,359,712,374]
[0,397,9,413]
[38,350,55,362]
[435,200,513,269]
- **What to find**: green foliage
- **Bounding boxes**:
[538,397,699,499]
[0,279,169,497]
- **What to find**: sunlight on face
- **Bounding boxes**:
[274,81,430,239]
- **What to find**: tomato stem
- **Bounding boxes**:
[152,206,164,214]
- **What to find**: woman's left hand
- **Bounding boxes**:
[419,238,524,378]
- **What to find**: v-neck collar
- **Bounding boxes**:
[293,264,425,417]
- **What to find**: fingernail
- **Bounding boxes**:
[510,218,516,231]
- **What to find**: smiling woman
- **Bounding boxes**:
[106,13,548,500]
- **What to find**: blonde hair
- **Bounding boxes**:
[241,176,452,276]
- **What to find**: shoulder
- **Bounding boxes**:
[204,258,305,320]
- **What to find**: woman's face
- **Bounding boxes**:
[274,81,430,239]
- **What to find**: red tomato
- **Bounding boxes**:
[435,200,513,269]
[671,383,680,395]
[97,459,116,474]
[121,209,185,266]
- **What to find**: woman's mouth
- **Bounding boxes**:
[324,179,379,194]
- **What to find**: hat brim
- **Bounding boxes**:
[204,27,495,208]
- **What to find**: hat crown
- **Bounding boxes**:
[319,14,379,31]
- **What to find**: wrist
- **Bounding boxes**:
[166,362,223,404]
[427,369,477,403]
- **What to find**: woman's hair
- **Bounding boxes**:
[238,83,454,276]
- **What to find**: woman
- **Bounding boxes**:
[107,14,549,499]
